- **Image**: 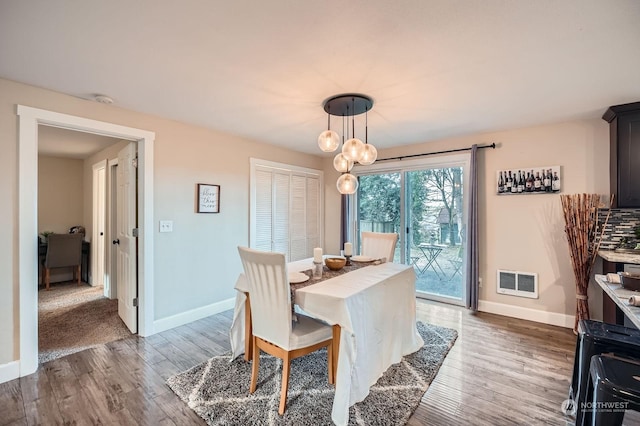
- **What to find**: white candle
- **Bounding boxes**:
[313,247,323,263]
[344,242,353,256]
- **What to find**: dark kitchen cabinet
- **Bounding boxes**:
[603,101,640,208]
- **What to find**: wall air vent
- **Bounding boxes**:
[497,269,538,299]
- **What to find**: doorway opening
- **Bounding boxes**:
[36,130,138,363]
[18,105,155,377]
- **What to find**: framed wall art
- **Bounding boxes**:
[496,166,561,195]
[197,183,220,213]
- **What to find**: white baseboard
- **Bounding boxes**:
[153,297,235,334]
[478,300,574,329]
[0,361,20,384]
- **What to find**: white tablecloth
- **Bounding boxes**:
[229,258,423,426]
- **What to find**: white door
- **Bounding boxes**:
[116,142,137,333]
[92,160,106,287]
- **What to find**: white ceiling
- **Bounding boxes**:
[38,126,121,159]
[1,0,640,156]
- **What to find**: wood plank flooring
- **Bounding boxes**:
[0,300,583,425]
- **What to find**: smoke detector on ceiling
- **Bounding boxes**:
[94,94,114,104]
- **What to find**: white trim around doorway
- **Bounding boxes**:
[17,105,156,379]
[92,159,107,287]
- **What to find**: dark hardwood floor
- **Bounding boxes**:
[1,300,581,425]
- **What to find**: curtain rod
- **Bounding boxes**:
[376,142,496,162]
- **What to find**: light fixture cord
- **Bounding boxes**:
[365,107,368,144]
[342,114,346,145]
[351,97,355,139]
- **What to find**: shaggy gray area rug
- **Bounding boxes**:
[39,282,132,364]
[167,321,457,425]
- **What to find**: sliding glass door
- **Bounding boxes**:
[354,155,469,305]
[405,166,466,303]
[356,172,401,262]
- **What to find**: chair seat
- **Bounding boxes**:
[289,314,333,351]
[581,355,640,425]
[594,355,640,402]
[238,246,335,415]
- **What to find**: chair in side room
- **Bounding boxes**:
[43,233,83,290]
[237,246,334,415]
[361,231,398,262]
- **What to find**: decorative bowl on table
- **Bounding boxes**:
[325,257,346,271]
[619,272,640,291]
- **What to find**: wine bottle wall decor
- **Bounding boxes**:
[496,166,561,195]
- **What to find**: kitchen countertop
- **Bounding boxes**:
[595,274,640,329]
[598,250,640,265]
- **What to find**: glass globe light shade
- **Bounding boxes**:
[336,173,359,194]
[318,130,340,152]
[358,144,378,165]
[342,138,364,162]
[333,153,354,173]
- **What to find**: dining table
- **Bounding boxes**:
[229,257,424,426]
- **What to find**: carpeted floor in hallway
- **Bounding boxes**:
[38,281,132,364]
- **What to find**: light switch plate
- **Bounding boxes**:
[159,220,173,233]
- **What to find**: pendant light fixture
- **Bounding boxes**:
[318,94,377,194]
[317,107,340,152]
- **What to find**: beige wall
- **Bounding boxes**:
[322,119,610,320]
[0,75,610,368]
[322,161,344,255]
[37,156,84,234]
[0,78,323,365]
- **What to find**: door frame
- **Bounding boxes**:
[106,158,119,299]
[17,105,155,377]
[92,159,107,287]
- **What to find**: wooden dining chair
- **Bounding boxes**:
[43,233,83,290]
[237,246,334,415]
[361,231,398,262]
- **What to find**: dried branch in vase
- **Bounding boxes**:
[560,193,613,333]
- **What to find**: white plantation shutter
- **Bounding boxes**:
[306,177,320,254]
[254,169,273,251]
[273,172,290,258]
[290,174,307,261]
[250,159,323,262]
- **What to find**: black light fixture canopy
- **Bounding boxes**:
[323,93,373,116]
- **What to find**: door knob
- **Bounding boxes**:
[112,239,120,245]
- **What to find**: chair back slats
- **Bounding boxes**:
[45,233,83,268]
[361,232,398,262]
[238,246,292,349]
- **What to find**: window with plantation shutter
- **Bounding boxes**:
[250,159,323,262]
[253,169,273,252]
